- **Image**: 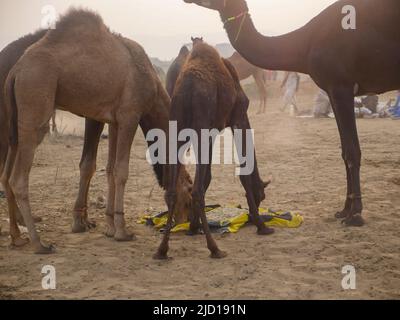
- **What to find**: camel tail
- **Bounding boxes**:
[0,75,17,176]
[7,76,18,148]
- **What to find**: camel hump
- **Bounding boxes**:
[47,8,108,42]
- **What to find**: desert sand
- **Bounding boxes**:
[1,80,399,299]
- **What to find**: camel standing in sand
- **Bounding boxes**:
[154,40,272,260]
[166,45,190,96]
[185,0,400,227]
[228,51,268,114]
[1,9,193,254]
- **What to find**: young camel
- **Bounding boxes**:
[1,9,192,254]
[154,41,272,260]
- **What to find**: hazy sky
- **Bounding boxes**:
[0,0,336,60]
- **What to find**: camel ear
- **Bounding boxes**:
[263,180,271,189]
[191,37,194,41]
[201,37,203,41]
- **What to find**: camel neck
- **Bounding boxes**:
[220,11,310,74]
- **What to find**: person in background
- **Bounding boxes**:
[281,71,300,114]
[389,90,400,119]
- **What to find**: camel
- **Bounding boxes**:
[0,30,59,141]
[185,0,400,227]
[166,45,190,96]
[0,9,193,254]
[154,40,272,260]
[228,51,268,114]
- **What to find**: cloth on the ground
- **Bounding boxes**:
[138,205,304,234]
[389,93,400,118]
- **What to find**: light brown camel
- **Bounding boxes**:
[228,51,268,114]
[154,40,272,260]
[1,9,192,254]
[185,0,400,227]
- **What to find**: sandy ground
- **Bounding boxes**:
[0,82,400,300]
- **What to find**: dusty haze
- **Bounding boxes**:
[0,0,336,60]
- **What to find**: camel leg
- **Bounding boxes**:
[153,162,181,260]
[10,126,55,254]
[104,124,117,238]
[254,73,267,114]
[112,119,140,241]
[72,119,104,233]
[192,141,226,259]
[329,87,364,227]
[1,146,29,247]
[233,116,274,235]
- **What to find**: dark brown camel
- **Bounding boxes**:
[228,51,268,114]
[1,9,192,254]
[185,0,400,227]
[154,41,272,260]
[166,45,190,96]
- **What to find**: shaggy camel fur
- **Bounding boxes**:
[154,41,272,260]
[185,0,400,227]
[1,9,192,254]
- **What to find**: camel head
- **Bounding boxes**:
[184,0,248,16]
[173,167,193,225]
[191,36,204,47]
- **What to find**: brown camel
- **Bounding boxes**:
[154,40,272,260]
[228,51,268,114]
[166,45,190,96]
[1,9,192,254]
[185,0,400,227]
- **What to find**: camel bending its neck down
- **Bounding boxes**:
[228,51,268,114]
[155,41,272,260]
[185,0,400,227]
[1,9,192,254]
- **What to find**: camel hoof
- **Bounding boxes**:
[10,237,29,248]
[335,210,349,219]
[72,219,96,233]
[186,229,201,236]
[114,231,136,242]
[153,252,170,260]
[210,250,227,259]
[257,226,275,235]
[342,213,365,227]
[35,244,56,255]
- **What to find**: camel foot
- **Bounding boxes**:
[153,251,170,260]
[210,250,227,259]
[72,217,96,233]
[342,213,365,227]
[10,237,29,248]
[34,243,56,255]
[186,228,201,236]
[257,225,275,235]
[335,209,350,219]
[114,230,136,242]
[104,226,116,238]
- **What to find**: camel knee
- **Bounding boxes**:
[113,167,129,186]
[191,191,205,208]
[9,177,27,203]
[79,158,96,180]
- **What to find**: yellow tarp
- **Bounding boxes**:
[138,205,303,234]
